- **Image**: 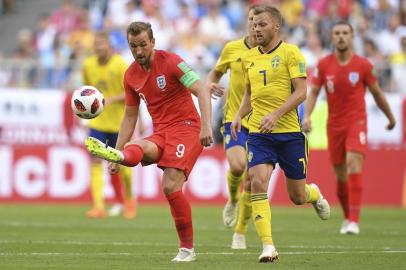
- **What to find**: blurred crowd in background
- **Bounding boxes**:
[0,0,406,95]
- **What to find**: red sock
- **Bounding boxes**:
[348,173,363,223]
[165,191,193,249]
[337,181,349,219]
[122,144,143,167]
[110,173,124,204]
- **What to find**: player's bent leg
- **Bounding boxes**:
[286,179,330,220]
[86,137,124,163]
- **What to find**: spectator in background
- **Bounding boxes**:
[84,0,109,31]
[198,1,233,58]
[9,29,37,87]
[68,10,95,55]
[363,38,391,92]
[50,0,81,37]
[376,15,402,57]
[390,35,406,94]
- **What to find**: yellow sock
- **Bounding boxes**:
[90,162,104,209]
[235,191,252,235]
[120,166,133,200]
[227,170,243,204]
[305,184,320,203]
[251,193,273,245]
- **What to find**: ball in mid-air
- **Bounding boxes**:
[71,85,105,119]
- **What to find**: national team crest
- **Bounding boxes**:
[349,72,359,86]
[156,75,166,90]
[271,56,280,68]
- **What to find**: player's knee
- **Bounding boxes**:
[251,177,267,193]
[229,160,246,177]
[289,193,306,205]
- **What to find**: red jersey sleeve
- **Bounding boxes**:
[311,59,324,87]
[124,74,140,107]
[363,59,378,86]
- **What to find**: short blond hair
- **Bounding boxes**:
[252,5,283,26]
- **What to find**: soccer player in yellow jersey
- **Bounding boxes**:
[82,31,136,219]
[206,5,257,249]
[231,5,330,263]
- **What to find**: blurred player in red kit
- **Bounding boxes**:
[303,21,396,235]
[85,21,213,261]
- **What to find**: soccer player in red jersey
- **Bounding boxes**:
[303,22,396,235]
[85,21,213,262]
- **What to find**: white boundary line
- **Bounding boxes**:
[0,250,405,257]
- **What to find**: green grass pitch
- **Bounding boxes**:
[0,204,405,270]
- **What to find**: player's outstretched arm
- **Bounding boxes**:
[368,82,396,130]
[189,80,214,147]
[303,85,322,133]
[206,69,226,99]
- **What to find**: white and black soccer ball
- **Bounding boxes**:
[71,85,105,119]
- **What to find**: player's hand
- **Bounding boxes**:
[259,112,279,133]
[231,116,242,141]
[200,125,214,147]
[302,117,312,133]
[108,162,120,174]
[208,82,225,100]
[386,118,396,130]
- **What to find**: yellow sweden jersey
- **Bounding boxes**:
[215,38,252,129]
[82,54,128,132]
[241,41,307,133]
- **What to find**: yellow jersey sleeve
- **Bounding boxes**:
[287,45,307,79]
[215,43,232,74]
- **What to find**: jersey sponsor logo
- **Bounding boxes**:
[271,55,280,68]
[349,72,359,86]
[249,62,255,68]
[156,75,166,90]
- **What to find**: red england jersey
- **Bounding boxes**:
[312,54,377,127]
[124,50,200,131]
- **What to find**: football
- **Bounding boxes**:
[71,85,105,119]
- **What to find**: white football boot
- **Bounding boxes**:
[258,244,279,263]
[231,232,246,249]
[222,201,238,227]
[108,203,123,217]
[171,248,196,262]
[346,222,360,235]
[310,184,330,220]
[339,219,350,234]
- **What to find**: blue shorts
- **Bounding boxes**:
[221,122,249,150]
[247,132,308,180]
[89,129,119,148]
